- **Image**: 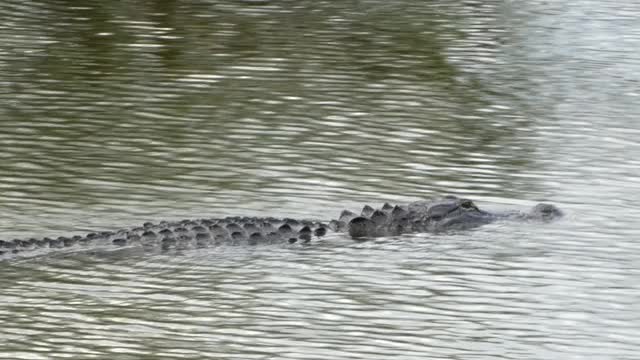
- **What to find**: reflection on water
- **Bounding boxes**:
[1,0,640,359]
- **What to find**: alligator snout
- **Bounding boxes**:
[530,203,563,221]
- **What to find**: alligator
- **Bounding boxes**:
[0,196,562,261]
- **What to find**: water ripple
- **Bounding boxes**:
[2,0,640,359]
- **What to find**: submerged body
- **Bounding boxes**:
[0,196,562,260]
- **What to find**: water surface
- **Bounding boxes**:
[1,1,639,359]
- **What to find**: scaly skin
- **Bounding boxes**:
[0,196,562,260]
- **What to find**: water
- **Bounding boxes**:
[1,1,639,359]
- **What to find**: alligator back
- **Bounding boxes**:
[0,216,331,260]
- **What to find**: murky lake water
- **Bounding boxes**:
[1,1,639,359]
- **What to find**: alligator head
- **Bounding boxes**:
[346,195,563,238]
[407,196,495,231]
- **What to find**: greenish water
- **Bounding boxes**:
[1,1,640,359]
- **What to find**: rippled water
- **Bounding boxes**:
[1,1,640,359]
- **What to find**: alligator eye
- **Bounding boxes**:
[430,215,443,221]
[460,200,474,209]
